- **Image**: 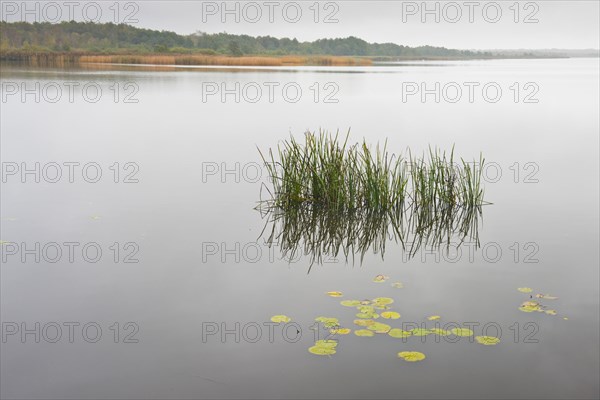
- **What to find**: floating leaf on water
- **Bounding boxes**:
[326,291,343,297]
[430,328,451,336]
[358,305,375,313]
[315,316,340,328]
[517,287,533,293]
[360,300,373,305]
[330,328,351,335]
[545,309,557,316]
[354,319,375,327]
[340,300,362,307]
[410,328,432,336]
[475,336,500,346]
[450,328,474,337]
[367,322,392,333]
[391,281,404,288]
[355,329,375,337]
[519,301,543,313]
[397,351,426,362]
[271,315,291,323]
[381,311,401,320]
[536,294,558,300]
[563,317,569,320]
[356,312,379,319]
[373,297,394,306]
[427,315,441,321]
[388,329,412,338]
[373,275,389,283]
[315,340,338,349]
[308,346,336,355]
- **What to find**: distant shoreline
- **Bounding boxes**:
[0,50,578,68]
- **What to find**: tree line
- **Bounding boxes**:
[0,21,489,58]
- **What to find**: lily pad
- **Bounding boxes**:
[475,336,500,346]
[340,300,362,307]
[410,328,432,336]
[271,315,291,323]
[308,346,336,355]
[450,328,474,337]
[388,329,412,338]
[373,297,394,306]
[326,291,343,297]
[517,287,533,293]
[380,311,401,320]
[315,317,340,328]
[430,328,451,336]
[315,340,338,349]
[354,319,375,327]
[373,275,389,283]
[397,351,426,362]
[354,329,375,337]
[427,315,441,321]
[545,309,557,316]
[391,282,404,288]
[367,322,392,333]
[356,312,379,319]
[519,301,543,313]
[330,327,351,335]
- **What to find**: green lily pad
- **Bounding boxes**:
[315,317,340,328]
[340,300,362,307]
[308,346,336,355]
[517,287,533,293]
[410,328,432,336]
[380,311,400,320]
[315,340,338,349]
[475,336,500,345]
[354,319,375,327]
[330,327,351,335]
[367,322,392,333]
[427,315,441,321]
[326,291,343,297]
[430,328,451,336]
[373,297,394,305]
[450,328,474,337]
[271,315,291,323]
[388,329,412,338]
[397,351,426,362]
[373,275,389,283]
[355,329,375,337]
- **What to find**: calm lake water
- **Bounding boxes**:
[1,58,599,399]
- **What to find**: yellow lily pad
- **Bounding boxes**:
[373,297,394,305]
[356,312,379,319]
[308,346,336,355]
[271,315,291,323]
[545,309,557,316]
[450,328,474,337]
[518,287,533,293]
[354,319,375,327]
[519,301,543,313]
[475,336,500,346]
[373,275,389,283]
[427,315,441,321]
[330,327,351,335]
[398,351,426,362]
[430,328,451,336]
[367,322,392,333]
[388,329,412,338]
[326,291,343,297]
[315,317,339,328]
[381,311,401,320]
[355,329,375,337]
[315,340,338,349]
[410,328,432,336]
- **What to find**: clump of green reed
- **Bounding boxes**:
[258,131,486,212]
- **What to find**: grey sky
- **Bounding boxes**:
[2,1,599,49]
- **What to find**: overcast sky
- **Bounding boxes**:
[2,1,599,49]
